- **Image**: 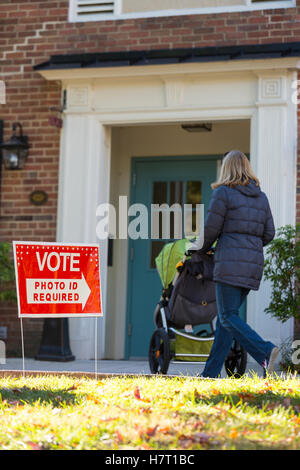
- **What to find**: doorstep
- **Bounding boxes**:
[0,358,271,379]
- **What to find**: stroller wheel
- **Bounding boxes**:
[148,328,170,375]
[225,340,247,378]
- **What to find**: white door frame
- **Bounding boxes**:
[38,58,299,360]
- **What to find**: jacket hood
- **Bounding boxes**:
[234,180,261,197]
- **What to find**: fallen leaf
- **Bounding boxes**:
[115,430,124,444]
[158,425,171,434]
[237,392,255,401]
[291,416,300,424]
[229,429,239,439]
[134,387,141,400]
[139,407,151,415]
[86,394,101,404]
[64,384,78,392]
[27,441,43,450]
[139,425,158,441]
[133,387,150,402]
[146,425,158,437]
[259,386,273,394]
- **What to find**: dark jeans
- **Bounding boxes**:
[202,282,276,378]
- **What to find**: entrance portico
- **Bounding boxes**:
[36,46,298,365]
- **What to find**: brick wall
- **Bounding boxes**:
[295,68,300,340]
[297,70,300,225]
[0,0,299,355]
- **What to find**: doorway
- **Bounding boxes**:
[125,155,219,359]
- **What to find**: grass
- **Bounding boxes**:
[0,373,299,450]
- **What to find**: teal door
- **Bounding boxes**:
[125,156,219,359]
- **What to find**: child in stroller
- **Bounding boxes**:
[148,239,247,377]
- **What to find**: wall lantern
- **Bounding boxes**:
[0,122,29,170]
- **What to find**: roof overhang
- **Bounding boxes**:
[34,42,300,81]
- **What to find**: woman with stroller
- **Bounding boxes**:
[196,150,278,378]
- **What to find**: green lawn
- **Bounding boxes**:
[0,373,299,450]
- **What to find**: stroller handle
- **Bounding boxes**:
[184,250,193,257]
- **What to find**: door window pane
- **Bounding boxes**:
[170,181,183,206]
[186,181,202,205]
[152,182,167,205]
[152,182,168,240]
[186,181,202,237]
[150,240,165,270]
[150,179,202,267]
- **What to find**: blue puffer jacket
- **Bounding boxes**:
[198,180,275,290]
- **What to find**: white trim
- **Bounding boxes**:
[114,0,122,15]
[56,116,111,359]
[72,106,255,124]
[69,0,296,23]
[48,62,296,359]
[246,70,296,366]
[37,58,300,83]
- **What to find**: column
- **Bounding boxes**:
[57,105,111,359]
[248,70,297,361]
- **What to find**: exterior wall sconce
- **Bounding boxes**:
[0,122,29,170]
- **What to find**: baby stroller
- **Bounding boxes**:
[148,239,247,377]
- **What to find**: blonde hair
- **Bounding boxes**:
[212,150,260,190]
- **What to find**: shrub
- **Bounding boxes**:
[0,242,17,302]
[263,224,300,323]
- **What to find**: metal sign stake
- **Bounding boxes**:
[95,317,98,380]
[20,317,25,378]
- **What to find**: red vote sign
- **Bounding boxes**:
[13,241,102,318]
